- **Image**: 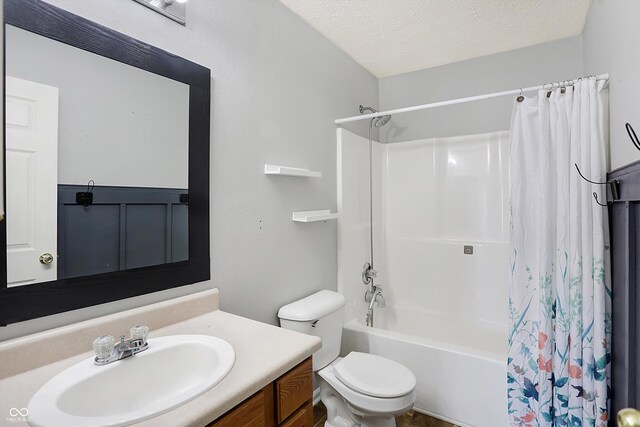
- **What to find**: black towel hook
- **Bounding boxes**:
[626,123,640,151]
[574,163,619,207]
[575,163,607,185]
[76,180,95,207]
[592,191,609,207]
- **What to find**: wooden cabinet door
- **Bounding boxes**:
[280,403,313,427]
[276,358,313,424]
[209,390,265,427]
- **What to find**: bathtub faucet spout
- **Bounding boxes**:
[365,285,384,327]
[365,308,374,328]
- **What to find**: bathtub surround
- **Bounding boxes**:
[337,129,509,426]
[338,128,510,334]
[508,78,611,425]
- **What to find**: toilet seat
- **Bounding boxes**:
[318,356,416,416]
[334,352,416,398]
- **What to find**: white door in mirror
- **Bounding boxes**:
[5,76,59,286]
[28,335,235,427]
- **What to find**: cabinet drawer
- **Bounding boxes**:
[276,358,313,423]
[210,389,265,427]
[280,403,313,427]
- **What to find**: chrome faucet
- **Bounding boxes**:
[92,325,149,366]
[365,285,385,327]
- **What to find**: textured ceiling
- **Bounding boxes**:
[278,0,591,78]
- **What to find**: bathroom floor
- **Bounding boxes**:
[313,402,459,427]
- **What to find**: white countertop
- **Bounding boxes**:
[0,291,321,427]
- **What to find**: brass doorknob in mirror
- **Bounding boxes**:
[619,408,640,427]
[39,253,54,265]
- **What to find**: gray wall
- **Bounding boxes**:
[582,0,640,171]
[6,25,189,189]
[378,36,584,143]
[0,0,378,340]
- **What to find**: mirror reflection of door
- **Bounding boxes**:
[4,25,190,285]
[5,76,59,286]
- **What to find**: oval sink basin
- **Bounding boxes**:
[28,335,235,427]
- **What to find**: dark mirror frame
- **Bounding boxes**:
[0,0,211,325]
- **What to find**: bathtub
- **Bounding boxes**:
[340,305,508,427]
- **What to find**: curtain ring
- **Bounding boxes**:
[560,81,567,94]
[543,82,552,98]
[517,88,524,102]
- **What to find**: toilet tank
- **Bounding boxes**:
[278,290,345,371]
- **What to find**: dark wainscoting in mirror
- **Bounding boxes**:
[57,186,189,280]
[0,0,210,325]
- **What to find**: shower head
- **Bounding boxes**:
[374,114,391,127]
[359,105,392,127]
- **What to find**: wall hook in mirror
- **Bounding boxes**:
[574,163,619,207]
[76,180,95,207]
[626,123,640,151]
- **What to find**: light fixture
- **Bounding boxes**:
[132,0,187,25]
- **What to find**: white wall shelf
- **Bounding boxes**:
[264,164,322,178]
[292,210,339,223]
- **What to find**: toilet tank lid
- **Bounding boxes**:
[278,290,345,321]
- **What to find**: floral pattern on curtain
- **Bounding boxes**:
[507,78,611,427]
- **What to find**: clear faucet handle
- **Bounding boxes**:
[130,325,149,342]
[93,335,115,359]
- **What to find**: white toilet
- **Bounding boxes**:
[278,290,416,427]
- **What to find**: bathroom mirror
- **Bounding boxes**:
[0,0,211,325]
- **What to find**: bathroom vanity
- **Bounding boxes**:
[0,289,320,426]
[209,358,313,427]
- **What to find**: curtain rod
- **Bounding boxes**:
[334,73,610,125]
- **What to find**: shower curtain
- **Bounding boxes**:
[507,77,611,427]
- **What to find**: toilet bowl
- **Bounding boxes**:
[278,290,416,427]
[319,354,416,427]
